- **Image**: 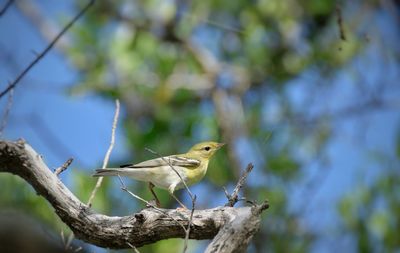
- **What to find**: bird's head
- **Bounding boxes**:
[187,141,225,159]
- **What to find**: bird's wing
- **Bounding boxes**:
[120,155,200,169]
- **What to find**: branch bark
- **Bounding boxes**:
[0,140,268,251]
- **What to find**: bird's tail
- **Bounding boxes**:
[93,168,152,183]
[93,168,128,177]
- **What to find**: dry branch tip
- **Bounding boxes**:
[224,163,254,207]
[55,157,74,176]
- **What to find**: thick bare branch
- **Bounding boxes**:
[205,202,269,253]
[0,140,268,251]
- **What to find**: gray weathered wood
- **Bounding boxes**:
[0,140,268,251]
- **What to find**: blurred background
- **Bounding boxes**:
[0,0,399,252]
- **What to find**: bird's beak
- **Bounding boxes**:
[216,143,225,149]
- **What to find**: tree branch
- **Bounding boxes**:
[205,202,269,253]
[224,163,254,207]
[54,157,73,176]
[0,140,268,251]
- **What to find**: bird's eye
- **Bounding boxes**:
[204,146,211,151]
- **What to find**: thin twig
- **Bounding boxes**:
[54,158,74,176]
[0,0,95,99]
[60,230,66,247]
[87,99,120,206]
[74,246,82,252]
[224,163,254,207]
[336,4,346,41]
[183,195,196,253]
[116,175,188,233]
[15,1,71,54]
[65,231,74,250]
[0,0,13,16]
[116,175,158,207]
[0,88,13,137]
[127,242,141,253]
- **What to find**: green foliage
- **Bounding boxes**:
[268,151,300,177]
[72,170,113,213]
[0,174,67,232]
[338,171,400,252]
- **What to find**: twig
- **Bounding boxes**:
[0,0,13,16]
[0,0,95,99]
[74,246,82,252]
[116,175,158,208]
[15,1,70,55]
[65,231,74,250]
[127,242,141,253]
[60,230,66,247]
[87,99,120,206]
[224,163,254,207]
[336,4,346,41]
[0,88,13,137]
[183,195,196,253]
[116,175,188,233]
[54,158,74,176]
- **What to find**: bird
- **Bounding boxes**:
[93,141,224,208]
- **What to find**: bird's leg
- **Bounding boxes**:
[148,182,161,207]
[170,192,188,210]
[168,184,187,209]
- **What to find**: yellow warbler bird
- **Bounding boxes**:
[93,141,224,208]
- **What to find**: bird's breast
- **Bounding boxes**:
[185,162,208,185]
